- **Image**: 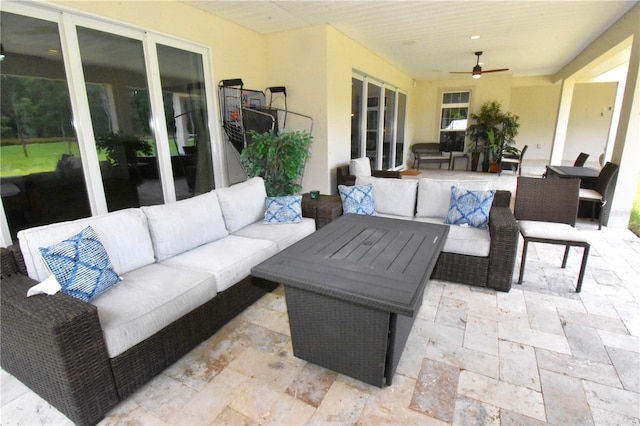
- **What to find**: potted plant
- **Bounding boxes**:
[96,132,154,185]
[466,101,520,172]
[240,129,313,196]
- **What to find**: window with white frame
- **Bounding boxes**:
[439,91,470,152]
[0,3,220,245]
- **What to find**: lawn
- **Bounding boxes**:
[630,175,640,237]
[1,139,179,177]
[1,141,86,176]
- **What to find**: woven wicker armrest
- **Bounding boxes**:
[487,205,520,292]
[336,166,401,189]
[0,273,119,425]
[492,190,512,208]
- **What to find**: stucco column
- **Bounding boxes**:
[607,30,640,228]
[549,78,576,165]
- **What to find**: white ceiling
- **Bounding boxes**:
[186,0,637,80]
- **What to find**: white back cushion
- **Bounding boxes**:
[18,208,155,281]
[356,175,418,217]
[416,178,492,218]
[216,177,267,232]
[349,157,372,177]
[141,191,228,261]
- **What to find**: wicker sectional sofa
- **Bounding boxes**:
[0,177,315,426]
[352,175,519,292]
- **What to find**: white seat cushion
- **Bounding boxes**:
[579,188,602,201]
[141,191,228,261]
[501,158,520,164]
[92,263,216,358]
[160,235,278,292]
[414,216,491,257]
[233,218,316,250]
[356,175,418,217]
[18,208,155,281]
[349,157,372,177]
[518,220,588,243]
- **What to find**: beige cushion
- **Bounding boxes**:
[579,188,602,201]
[216,177,267,232]
[18,208,155,281]
[233,218,316,250]
[141,191,228,261]
[518,220,588,243]
[416,178,492,218]
[356,175,418,217]
[413,216,491,257]
[160,235,278,292]
[93,263,216,357]
[349,157,372,177]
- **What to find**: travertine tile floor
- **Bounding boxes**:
[2,162,639,425]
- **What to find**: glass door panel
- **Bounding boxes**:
[383,87,395,169]
[157,44,214,198]
[1,12,89,239]
[395,92,406,167]
[366,82,381,169]
[77,27,161,210]
[350,78,363,158]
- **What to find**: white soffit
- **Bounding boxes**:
[187,1,637,80]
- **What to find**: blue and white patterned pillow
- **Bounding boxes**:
[338,184,377,216]
[39,226,121,302]
[264,195,303,224]
[445,186,496,229]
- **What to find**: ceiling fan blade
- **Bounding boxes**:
[449,71,473,74]
[480,68,510,73]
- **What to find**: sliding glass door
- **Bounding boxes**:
[351,72,407,170]
[0,4,220,244]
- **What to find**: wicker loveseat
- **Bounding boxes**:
[351,175,519,291]
[0,177,315,426]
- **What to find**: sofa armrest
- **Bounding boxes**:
[372,170,402,179]
[336,166,401,189]
[492,190,512,208]
[0,272,119,425]
[487,205,520,292]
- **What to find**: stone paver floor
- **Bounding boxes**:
[1,220,639,425]
[2,162,639,424]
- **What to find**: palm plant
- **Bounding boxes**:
[466,101,520,171]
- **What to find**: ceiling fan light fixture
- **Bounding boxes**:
[472,73,481,79]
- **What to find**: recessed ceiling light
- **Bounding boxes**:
[470,35,480,40]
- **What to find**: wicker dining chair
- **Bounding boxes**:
[573,152,590,167]
[578,161,619,230]
[499,145,528,176]
[513,177,590,292]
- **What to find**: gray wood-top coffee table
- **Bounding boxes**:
[251,214,448,387]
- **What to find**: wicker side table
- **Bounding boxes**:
[301,193,342,229]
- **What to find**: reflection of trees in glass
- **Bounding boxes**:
[1,76,74,140]
[128,88,151,135]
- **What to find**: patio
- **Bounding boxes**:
[1,160,639,425]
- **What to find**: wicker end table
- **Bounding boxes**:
[301,193,342,229]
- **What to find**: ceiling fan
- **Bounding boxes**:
[450,51,509,78]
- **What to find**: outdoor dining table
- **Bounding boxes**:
[545,165,600,189]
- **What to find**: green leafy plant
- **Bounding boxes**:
[466,101,520,171]
[240,130,313,196]
[96,132,153,167]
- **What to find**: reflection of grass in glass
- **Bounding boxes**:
[630,176,640,237]
[1,142,84,176]
[1,138,183,177]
